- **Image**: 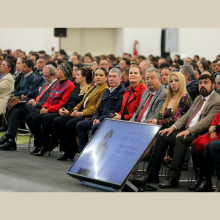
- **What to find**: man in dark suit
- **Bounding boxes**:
[180,64,199,101]
[138,74,220,188]
[0,65,57,151]
[130,68,167,123]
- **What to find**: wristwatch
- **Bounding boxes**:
[214,125,217,131]
[81,112,83,116]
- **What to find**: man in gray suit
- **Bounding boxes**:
[0,65,57,151]
[130,68,167,123]
[138,74,220,188]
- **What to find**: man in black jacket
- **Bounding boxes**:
[0,65,57,151]
[76,68,126,152]
[180,64,199,101]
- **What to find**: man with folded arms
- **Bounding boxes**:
[0,65,57,151]
[138,74,220,188]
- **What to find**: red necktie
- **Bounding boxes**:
[35,85,49,103]
[136,93,154,122]
[185,98,206,130]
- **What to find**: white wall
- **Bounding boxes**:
[0,28,59,55]
[170,28,220,61]
[122,28,162,58]
[1,28,220,62]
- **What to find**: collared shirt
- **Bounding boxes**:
[186,80,195,86]
[24,71,33,78]
[188,91,214,128]
[141,91,156,122]
[109,83,120,93]
[0,73,9,80]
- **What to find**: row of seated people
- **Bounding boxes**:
[0,60,220,192]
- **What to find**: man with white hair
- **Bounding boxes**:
[130,68,167,123]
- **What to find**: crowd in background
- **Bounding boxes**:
[1,47,220,192]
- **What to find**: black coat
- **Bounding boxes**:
[92,83,126,122]
[187,79,199,101]
[62,86,85,111]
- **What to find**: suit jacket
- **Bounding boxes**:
[73,82,109,120]
[187,79,199,101]
[34,80,58,109]
[0,73,14,114]
[130,84,167,123]
[174,91,220,136]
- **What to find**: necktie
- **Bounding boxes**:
[185,98,206,130]
[136,93,154,122]
[35,85,49,103]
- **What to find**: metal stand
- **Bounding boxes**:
[81,180,139,192]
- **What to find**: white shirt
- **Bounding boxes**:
[24,71,33,78]
[140,91,156,122]
[172,91,214,130]
[188,91,214,128]
[109,83,120,93]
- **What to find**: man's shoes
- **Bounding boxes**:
[189,177,203,191]
[0,126,8,132]
[0,141,17,151]
[0,133,9,145]
[158,178,179,188]
[30,146,41,155]
[57,152,73,161]
[17,129,31,136]
[33,147,48,156]
[195,179,212,192]
[182,162,188,171]
[137,172,159,184]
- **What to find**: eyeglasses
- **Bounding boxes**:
[100,63,108,66]
[145,77,158,81]
[43,74,53,79]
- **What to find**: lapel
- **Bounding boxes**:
[187,95,201,118]
[200,91,216,115]
[85,82,107,104]
[147,84,163,111]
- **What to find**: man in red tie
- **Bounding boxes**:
[130,68,167,123]
[0,65,57,151]
[138,74,220,188]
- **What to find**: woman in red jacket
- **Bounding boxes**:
[113,65,147,120]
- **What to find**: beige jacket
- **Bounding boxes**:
[0,73,14,114]
[174,91,220,136]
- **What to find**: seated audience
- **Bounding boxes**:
[113,65,147,121]
[76,68,126,152]
[30,66,92,155]
[119,58,130,69]
[198,61,210,73]
[72,63,85,86]
[137,74,220,188]
[0,65,57,150]
[25,63,75,156]
[36,67,108,160]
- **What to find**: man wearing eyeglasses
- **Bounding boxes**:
[130,68,167,123]
[0,65,57,150]
[184,57,192,65]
